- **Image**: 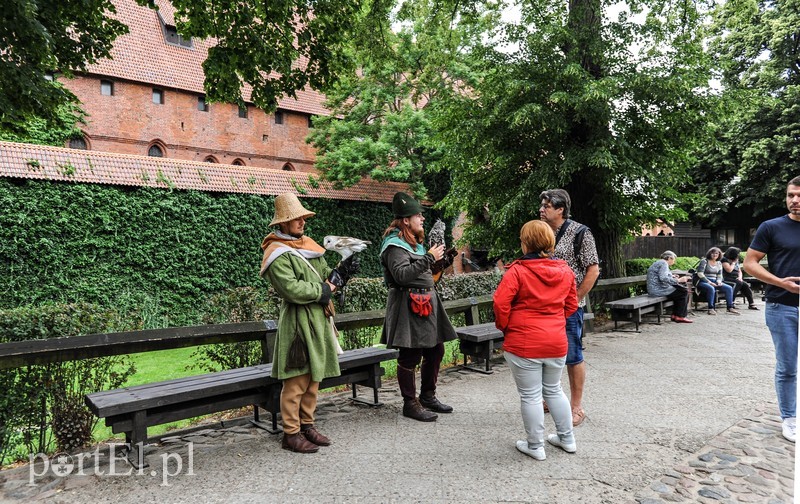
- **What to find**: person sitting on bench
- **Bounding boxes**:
[646,250,693,323]
[721,247,759,310]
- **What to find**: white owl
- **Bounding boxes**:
[323,235,372,260]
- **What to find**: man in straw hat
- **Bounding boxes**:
[380,192,458,422]
[260,193,359,453]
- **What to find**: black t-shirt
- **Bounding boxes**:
[748,215,800,306]
[720,257,740,283]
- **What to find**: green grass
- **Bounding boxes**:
[92,346,210,442]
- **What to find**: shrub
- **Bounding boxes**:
[625,256,700,276]
[0,303,135,464]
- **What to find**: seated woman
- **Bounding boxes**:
[695,247,739,315]
[494,220,578,461]
[646,251,693,323]
[721,247,758,310]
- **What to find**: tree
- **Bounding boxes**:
[0,0,134,129]
[434,0,716,275]
[687,0,800,224]
[2,0,372,130]
[306,0,499,200]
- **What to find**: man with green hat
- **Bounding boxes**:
[260,193,359,452]
[380,192,458,421]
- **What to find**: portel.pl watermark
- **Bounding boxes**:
[28,442,194,487]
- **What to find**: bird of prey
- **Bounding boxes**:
[323,235,372,260]
[429,219,446,248]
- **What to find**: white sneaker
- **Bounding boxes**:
[782,418,796,442]
[516,440,546,460]
[547,433,577,453]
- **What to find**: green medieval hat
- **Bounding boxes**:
[392,192,425,218]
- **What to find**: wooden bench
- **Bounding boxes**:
[85,346,397,467]
[455,311,596,374]
[605,295,674,332]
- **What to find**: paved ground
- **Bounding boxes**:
[1,305,795,503]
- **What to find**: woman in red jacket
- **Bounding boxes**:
[494,219,579,460]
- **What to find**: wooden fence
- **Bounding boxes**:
[622,236,714,260]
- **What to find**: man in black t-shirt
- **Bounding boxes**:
[744,176,800,443]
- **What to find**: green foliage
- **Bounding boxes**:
[0,103,86,146]
[193,287,280,372]
[0,303,135,464]
[624,256,701,276]
[687,0,800,224]
[169,0,363,112]
[0,180,396,325]
[0,0,132,129]
[435,0,715,279]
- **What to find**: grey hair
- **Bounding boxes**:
[539,189,571,218]
[660,250,677,261]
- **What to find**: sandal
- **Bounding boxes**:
[572,408,586,426]
[543,401,550,413]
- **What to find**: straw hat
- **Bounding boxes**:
[270,193,316,226]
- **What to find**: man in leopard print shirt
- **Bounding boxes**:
[539,189,600,427]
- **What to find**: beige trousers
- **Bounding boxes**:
[280,373,319,434]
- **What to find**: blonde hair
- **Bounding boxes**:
[520,220,555,257]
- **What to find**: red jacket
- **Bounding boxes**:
[494,257,579,359]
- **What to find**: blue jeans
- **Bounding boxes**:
[565,307,584,365]
[696,280,735,309]
[765,302,798,419]
[504,352,574,449]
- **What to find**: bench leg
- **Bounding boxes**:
[125,411,149,469]
[350,364,384,407]
[251,387,282,434]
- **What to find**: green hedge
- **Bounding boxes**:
[0,303,135,464]
[0,179,457,326]
[624,256,701,276]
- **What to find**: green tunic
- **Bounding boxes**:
[262,250,341,382]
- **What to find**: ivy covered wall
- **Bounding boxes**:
[0,179,414,325]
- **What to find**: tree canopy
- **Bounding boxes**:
[687,0,800,225]
[1,0,135,129]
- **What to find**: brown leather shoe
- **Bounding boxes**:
[419,393,453,413]
[300,425,331,446]
[281,432,319,453]
[403,399,438,422]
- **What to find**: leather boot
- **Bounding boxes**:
[281,432,319,453]
[419,392,453,413]
[301,424,331,446]
[403,398,438,422]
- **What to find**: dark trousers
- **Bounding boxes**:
[396,344,445,401]
[725,279,754,306]
[667,286,690,318]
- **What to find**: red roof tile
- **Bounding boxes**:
[0,141,406,202]
[87,0,329,116]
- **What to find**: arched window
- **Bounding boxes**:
[232,158,245,166]
[68,137,88,150]
[282,163,295,171]
[148,144,164,157]
[204,156,218,163]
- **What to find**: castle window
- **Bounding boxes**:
[204,156,218,163]
[68,137,87,150]
[152,89,164,104]
[198,96,208,112]
[232,159,245,166]
[164,25,192,48]
[238,105,248,119]
[100,80,114,96]
[148,144,164,157]
[274,111,284,125]
[282,163,295,171]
